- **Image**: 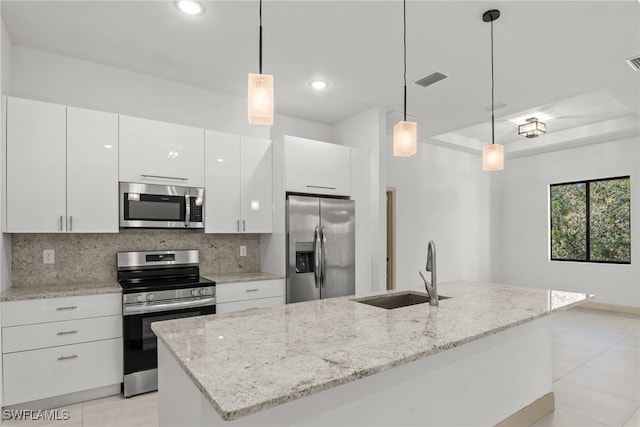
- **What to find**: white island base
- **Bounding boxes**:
[158,317,553,426]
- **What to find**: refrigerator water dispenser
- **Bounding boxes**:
[295,242,314,273]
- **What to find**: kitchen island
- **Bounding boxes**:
[152,281,589,426]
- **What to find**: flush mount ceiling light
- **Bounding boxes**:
[393,0,417,157]
[309,80,328,91]
[481,9,503,172]
[175,0,204,16]
[248,0,274,126]
[518,117,546,138]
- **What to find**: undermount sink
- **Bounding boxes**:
[353,291,450,310]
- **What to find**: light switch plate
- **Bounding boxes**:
[43,249,55,264]
[240,246,247,257]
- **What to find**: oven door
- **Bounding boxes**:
[122,302,215,397]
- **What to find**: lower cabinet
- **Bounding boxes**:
[216,279,284,314]
[1,293,123,406]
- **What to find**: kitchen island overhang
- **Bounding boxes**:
[152,281,590,426]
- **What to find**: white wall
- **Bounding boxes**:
[9,46,269,139]
[386,141,493,289]
[332,106,386,294]
[498,138,640,307]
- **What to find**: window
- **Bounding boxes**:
[550,176,630,264]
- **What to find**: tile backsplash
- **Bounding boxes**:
[11,230,260,287]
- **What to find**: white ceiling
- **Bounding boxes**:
[2,1,639,152]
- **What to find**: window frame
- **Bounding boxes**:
[549,175,631,265]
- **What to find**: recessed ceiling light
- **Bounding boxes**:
[309,80,328,91]
[175,0,204,16]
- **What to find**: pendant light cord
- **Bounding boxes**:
[259,0,263,74]
[490,17,495,145]
[403,0,407,122]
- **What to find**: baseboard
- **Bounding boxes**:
[496,392,554,427]
[583,301,640,315]
[2,383,121,412]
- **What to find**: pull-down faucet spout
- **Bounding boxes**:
[419,240,438,306]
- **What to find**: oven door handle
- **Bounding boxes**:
[123,297,216,316]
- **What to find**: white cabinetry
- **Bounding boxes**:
[119,115,205,187]
[6,97,118,233]
[205,130,272,233]
[1,293,123,406]
[284,135,351,196]
[216,280,284,314]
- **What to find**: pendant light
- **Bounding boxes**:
[393,0,417,157]
[482,9,503,171]
[248,0,274,126]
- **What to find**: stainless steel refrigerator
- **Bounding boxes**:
[286,195,355,303]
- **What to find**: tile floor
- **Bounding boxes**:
[1,307,638,426]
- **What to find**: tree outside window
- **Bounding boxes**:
[550,176,630,264]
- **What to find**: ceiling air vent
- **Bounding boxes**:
[481,102,507,112]
[625,55,640,71]
[414,72,448,88]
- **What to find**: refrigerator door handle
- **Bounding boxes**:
[313,227,321,288]
[321,226,327,288]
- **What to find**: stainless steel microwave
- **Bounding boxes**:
[119,182,204,229]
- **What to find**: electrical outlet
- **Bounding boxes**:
[43,249,55,264]
[240,246,247,257]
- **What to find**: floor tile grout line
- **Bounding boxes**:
[556,376,640,406]
[545,403,615,427]
[621,407,640,427]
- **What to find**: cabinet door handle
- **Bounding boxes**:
[140,174,188,182]
[57,330,78,336]
[59,215,63,231]
[236,220,240,232]
[306,185,337,190]
[242,220,246,232]
[57,355,78,361]
[69,215,73,232]
[245,289,259,292]
[56,306,78,311]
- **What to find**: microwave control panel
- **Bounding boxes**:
[190,197,203,222]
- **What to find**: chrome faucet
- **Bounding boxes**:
[418,240,438,306]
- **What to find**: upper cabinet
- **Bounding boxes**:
[205,130,272,234]
[6,97,118,233]
[119,115,205,188]
[284,136,351,196]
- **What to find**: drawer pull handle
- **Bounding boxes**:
[56,330,78,336]
[246,289,259,292]
[57,355,78,361]
[56,306,78,311]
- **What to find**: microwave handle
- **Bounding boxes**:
[185,192,191,228]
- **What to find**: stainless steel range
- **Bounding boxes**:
[117,249,215,397]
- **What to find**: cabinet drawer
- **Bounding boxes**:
[1,293,122,327]
[216,296,284,314]
[216,280,284,304]
[3,338,123,406]
[2,315,122,353]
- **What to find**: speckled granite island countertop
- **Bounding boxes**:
[202,271,284,284]
[0,281,122,302]
[152,281,589,421]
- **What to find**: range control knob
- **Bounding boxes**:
[135,294,143,303]
[199,288,206,296]
[146,293,155,302]
[191,289,198,297]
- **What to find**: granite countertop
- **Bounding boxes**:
[0,281,122,302]
[202,271,284,284]
[152,281,590,421]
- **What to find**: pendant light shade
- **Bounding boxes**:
[393,0,417,157]
[393,121,417,157]
[482,143,504,171]
[248,0,273,126]
[248,73,274,125]
[481,9,503,171]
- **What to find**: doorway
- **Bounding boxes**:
[386,188,396,290]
